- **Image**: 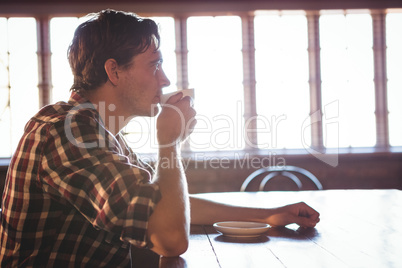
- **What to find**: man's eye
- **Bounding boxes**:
[153,60,163,73]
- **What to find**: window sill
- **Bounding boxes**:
[0,158,10,170]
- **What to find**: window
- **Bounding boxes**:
[50,17,82,103]
[0,18,39,157]
[0,8,401,158]
[153,16,177,95]
[386,13,402,147]
[187,16,244,151]
[255,12,310,150]
[320,12,376,148]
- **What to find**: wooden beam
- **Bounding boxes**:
[36,16,52,107]
[372,10,389,149]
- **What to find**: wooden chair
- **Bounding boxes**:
[240,166,323,191]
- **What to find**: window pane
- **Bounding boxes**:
[152,16,177,94]
[187,16,244,151]
[50,17,81,103]
[123,17,175,154]
[255,13,310,150]
[0,18,39,157]
[320,13,375,148]
[386,13,402,147]
[0,18,11,157]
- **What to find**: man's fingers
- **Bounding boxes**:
[294,215,319,228]
[289,202,320,228]
[296,202,320,219]
[166,92,183,104]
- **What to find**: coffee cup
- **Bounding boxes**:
[160,88,194,104]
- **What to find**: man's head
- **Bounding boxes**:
[68,9,160,93]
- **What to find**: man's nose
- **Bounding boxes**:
[159,68,171,88]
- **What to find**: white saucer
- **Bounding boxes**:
[213,221,270,237]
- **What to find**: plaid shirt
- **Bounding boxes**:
[0,92,161,267]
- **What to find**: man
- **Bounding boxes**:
[0,9,320,267]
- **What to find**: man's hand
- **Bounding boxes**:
[157,93,197,147]
[265,202,320,228]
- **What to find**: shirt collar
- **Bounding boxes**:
[68,91,94,107]
[67,91,106,125]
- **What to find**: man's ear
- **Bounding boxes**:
[104,58,119,86]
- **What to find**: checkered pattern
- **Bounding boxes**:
[0,92,161,267]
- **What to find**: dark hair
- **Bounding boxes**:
[68,9,160,92]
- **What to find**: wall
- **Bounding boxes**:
[185,152,402,193]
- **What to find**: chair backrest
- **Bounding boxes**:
[240,166,323,191]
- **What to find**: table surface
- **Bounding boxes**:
[132,189,402,268]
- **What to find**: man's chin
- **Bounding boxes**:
[145,104,161,117]
[151,105,161,117]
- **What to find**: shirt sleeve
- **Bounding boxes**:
[39,110,161,247]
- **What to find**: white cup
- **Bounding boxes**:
[160,88,194,104]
